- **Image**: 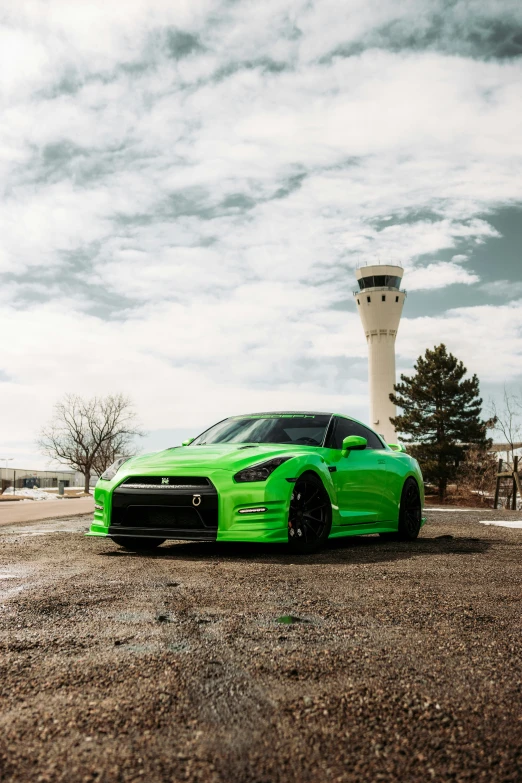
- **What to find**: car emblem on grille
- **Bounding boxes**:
[192,494,202,507]
[161,478,169,485]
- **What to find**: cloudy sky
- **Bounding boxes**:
[1,0,521,469]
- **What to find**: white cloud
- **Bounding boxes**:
[480,280,522,297]
[398,301,522,383]
[1,0,522,465]
[406,261,479,291]
[0,295,366,463]
[1,292,520,464]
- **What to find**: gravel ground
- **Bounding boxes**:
[0,509,521,783]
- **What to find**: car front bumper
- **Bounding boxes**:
[86,469,291,544]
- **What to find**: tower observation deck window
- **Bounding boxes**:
[358,275,402,291]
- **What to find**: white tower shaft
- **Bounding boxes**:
[354,265,406,443]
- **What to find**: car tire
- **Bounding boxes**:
[110,536,166,551]
[288,473,332,555]
[396,477,422,541]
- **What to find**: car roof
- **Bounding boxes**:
[232,411,333,417]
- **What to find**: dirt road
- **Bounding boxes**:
[1,510,521,782]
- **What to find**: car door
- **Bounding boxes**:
[325,417,387,524]
[376,447,407,521]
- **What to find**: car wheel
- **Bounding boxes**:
[288,473,332,554]
[397,477,422,541]
[110,536,166,551]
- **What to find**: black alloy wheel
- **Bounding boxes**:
[397,478,422,541]
[110,536,165,552]
[288,474,332,554]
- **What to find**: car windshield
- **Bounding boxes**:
[190,415,331,446]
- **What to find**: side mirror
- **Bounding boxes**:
[388,443,406,453]
[182,438,195,446]
[341,435,367,454]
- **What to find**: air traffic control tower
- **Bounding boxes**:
[354,265,406,443]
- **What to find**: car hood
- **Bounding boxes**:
[121,443,315,475]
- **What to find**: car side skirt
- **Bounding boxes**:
[87,515,427,543]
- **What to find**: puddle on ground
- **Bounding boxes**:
[0,585,28,602]
[0,516,92,537]
[0,517,89,537]
[0,565,40,601]
[0,566,35,580]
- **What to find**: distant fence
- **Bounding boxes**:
[493,456,521,510]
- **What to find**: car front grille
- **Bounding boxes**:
[110,477,218,540]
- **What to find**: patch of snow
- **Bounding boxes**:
[479,521,522,529]
[2,487,56,501]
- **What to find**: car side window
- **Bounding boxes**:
[327,417,385,450]
[325,418,352,449]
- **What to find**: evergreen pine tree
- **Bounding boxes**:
[390,344,490,501]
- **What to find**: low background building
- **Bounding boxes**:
[0,467,89,494]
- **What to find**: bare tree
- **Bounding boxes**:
[454,445,498,506]
[91,430,138,478]
[489,387,522,468]
[38,394,144,493]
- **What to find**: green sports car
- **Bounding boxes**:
[87,412,425,554]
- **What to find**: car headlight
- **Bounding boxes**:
[100,457,130,482]
[234,456,293,483]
